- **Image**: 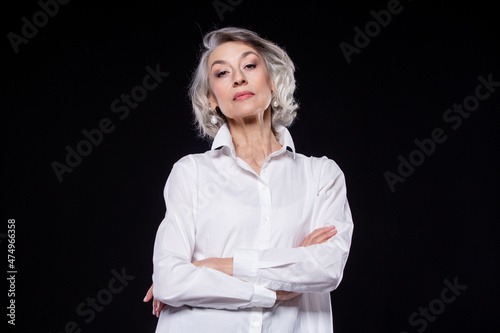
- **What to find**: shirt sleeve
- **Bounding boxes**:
[233,157,354,293]
[152,156,276,310]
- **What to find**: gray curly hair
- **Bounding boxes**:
[188,27,299,139]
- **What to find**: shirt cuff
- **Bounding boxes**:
[233,248,259,283]
[250,285,276,308]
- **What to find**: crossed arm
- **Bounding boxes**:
[144,224,337,317]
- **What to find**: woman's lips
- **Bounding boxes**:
[233,91,255,101]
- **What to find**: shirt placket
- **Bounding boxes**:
[248,161,273,333]
[249,307,263,333]
[258,161,272,251]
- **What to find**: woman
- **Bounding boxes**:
[144,27,354,332]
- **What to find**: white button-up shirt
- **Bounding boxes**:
[153,124,354,333]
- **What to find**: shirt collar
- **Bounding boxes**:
[211,123,296,159]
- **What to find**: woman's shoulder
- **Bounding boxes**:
[170,150,217,171]
[292,153,347,192]
[171,152,205,168]
[164,152,209,186]
[293,153,343,174]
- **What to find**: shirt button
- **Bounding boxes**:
[251,320,261,327]
[261,184,267,191]
[264,216,270,222]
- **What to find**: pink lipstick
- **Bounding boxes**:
[233,91,255,101]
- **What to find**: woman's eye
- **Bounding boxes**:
[245,63,256,69]
[216,71,228,78]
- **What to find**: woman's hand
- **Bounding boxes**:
[301,225,337,247]
[143,284,164,318]
[192,257,233,276]
[276,290,302,301]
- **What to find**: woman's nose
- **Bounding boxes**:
[233,70,247,86]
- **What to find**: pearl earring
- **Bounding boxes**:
[211,115,218,125]
[273,100,279,108]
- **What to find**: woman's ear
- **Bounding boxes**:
[207,93,218,110]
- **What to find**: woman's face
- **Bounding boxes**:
[207,41,274,121]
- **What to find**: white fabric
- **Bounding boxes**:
[152,124,354,333]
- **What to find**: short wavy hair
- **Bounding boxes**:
[188,27,298,139]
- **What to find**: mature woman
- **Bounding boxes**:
[144,27,354,332]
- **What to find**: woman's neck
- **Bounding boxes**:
[226,109,282,175]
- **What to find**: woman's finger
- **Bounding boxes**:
[144,283,165,317]
[156,300,164,317]
[314,227,337,243]
[153,299,159,316]
[152,298,165,317]
[143,284,153,302]
[301,225,336,246]
[301,226,332,246]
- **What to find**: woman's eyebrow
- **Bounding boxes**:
[240,51,259,60]
[210,51,259,69]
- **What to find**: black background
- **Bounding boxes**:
[2,0,499,332]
